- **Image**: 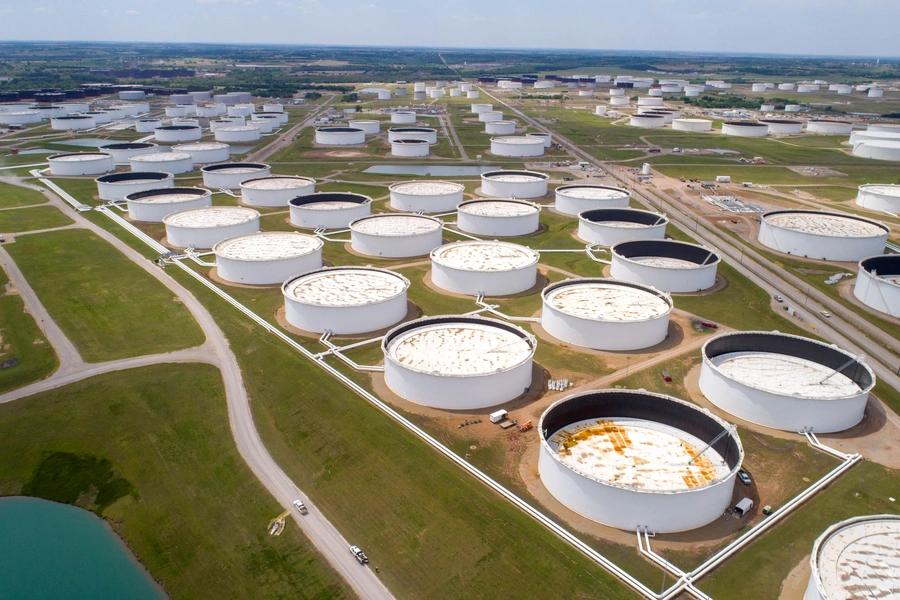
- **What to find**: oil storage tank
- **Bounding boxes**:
[126,187,212,222]
[389,181,464,213]
[490,136,545,157]
[539,389,743,532]
[130,152,193,175]
[481,170,549,199]
[213,231,323,285]
[430,240,539,296]
[98,142,159,164]
[807,120,853,135]
[289,192,372,229]
[201,163,271,190]
[315,126,365,145]
[349,214,444,258]
[541,278,672,351]
[854,254,900,317]
[578,208,668,246]
[47,152,115,176]
[456,199,540,237]
[555,184,630,216]
[282,266,410,335]
[214,125,261,143]
[759,210,888,262]
[163,206,260,249]
[96,171,174,202]
[856,184,900,212]
[721,121,769,137]
[154,125,202,143]
[172,142,230,164]
[240,176,316,207]
[50,115,95,130]
[387,127,437,144]
[699,331,874,433]
[382,315,536,409]
[611,239,719,293]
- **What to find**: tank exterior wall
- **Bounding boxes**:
[284,292,407,335]
[541,301,669,351]
[315,129,366,145]
[174,145,230,164]
[155,127,202,142]
[854,268,900,317]
[135,119,162,133]
[290,203,371,229]
[241,179,315,208]
[387,129,437,143]
[390,188,463,213]
[759,220,887,262]
[215,127,261,143]
[482,177,548,199]
[611,255,717,293]
[391,112,417,124]
[722,124,768,137]
[555,192,629,216]
[203,167,271,190]
[128,194,211,223]
[485,121,516,135]
[349,120,380,134]
[216,251,323,286]
[491,138,544,157]
[578,219,666,246]
[391,141,430,157]
[351,228,443,258]
[431,262,537,296]
[457,209,540,237]
[165,218,260,249]
[48,155,115,176]
[807,121,853,134]
[130,155,193,175]
[50,116,95,130]
[97,175,174,201]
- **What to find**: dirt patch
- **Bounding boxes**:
[304,149,371,158]
[779,554,811,600]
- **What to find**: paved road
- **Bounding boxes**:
[247,95,336,164]
[1,181,394,600]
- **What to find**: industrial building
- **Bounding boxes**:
[700,331,874,433]
[126,187,212,222]
[578,208,668,246]
[289,192,372,229]
[47,152,115,176]
[163,206,260,249]
[539,389,743,532]
[490,136,545,157]
[349,214,444,258]
[382,315,536,409]
[481,170,549,199]
[213,231,323,285]
[130,152,194,175]
[759,210,888,262]
[456,199,541,237]
[854,254,900,317]
[541,278,672,351]
[96,171,174,202]
[805,515,900,600]
[430,240,539,296]
[240,176,316,207]
[611,239,720,293]
[201,163,271,190]
[282,266,410,335]
[555,184,631,216]
[389,181,464,213]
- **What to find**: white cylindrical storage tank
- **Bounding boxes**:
[867,123,900,133]
[456,199,540,237]
[609,88,625,96]
[660,85,681,94]
[609,97,630,107]
[289,192,372,229]
[785,104,801,112]
[672,118,712,132]
[98,142,159,163]
[262,103,283,113]
[348,119,380,134]
[389,181,464,213]
[779,83,796,91]
[481,170,549,199]
[387,127,437,144]
[449,89,462,97]
[119,90,145,100]
[471,103,493,114]
[852,140,900,161]
[868,88,884,98]
[47,152,114,176]
[234,93,252,103]
[414,82,426,92]
[283,266,410,335]
[541,278,672,351]
[154,125,203,143]
[247,119,274,134]
[201,162,270,190]
[647,88,662,97]
[578,208,668,246]
[485,120,516,135]
[850,131,900,145]
[171,142,231,164]
[50,115,96,130]
[172,118,200,128]
[805,515,900,600]
[751,83,768,92]
[169,94,193,105]
[165,105,196,118]
[190,91,211,102]
[721,121,769,137]
[377,90,392,100]
[315,126,366,145]
[214,126,261,143]
[630,114,665,128]
[555,184,630,216]
[130,152,193,175]
[760,103,776,112]
[539,389,742,533]
[638,109,678,124]
[163,206,260,249]
[382,315,536,409]
[414,92,427,100]
[135,118,162,133]
[798,84,817,93]
[126,187,212,222]
[595,105,608,116]
[807,119,853,135]
[123,102,150,115]
[761,119,804,135]
[490,136,545,157]
[429,89,445,98]
[430,240,539,296]
[34,105,67,119]
[526,132,552,147]
[96,171,174,202]
[637,96,664,107]
[214,94,240,105]
[213,231,323,285]
[391,111,417,124]
[479,111,504,123]
[197,104,226,118]
[460,83,473,92]
[391,138,430,157]
[349,214,444,258]
[0,110,41,125]
[467,90,480,99]
[240,176,316,208]
[210,117,246,131]
[856,183,900,212]
[834,85,853,94]
[854,255,900,317]
[578,89,594,97]
[611,239,719,293]
[227,104,254,117]
[759,210,888,262]
[700,331,875,433]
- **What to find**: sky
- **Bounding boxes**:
[2,0,899,57]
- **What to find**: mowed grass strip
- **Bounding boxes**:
[6,229,204,361]
[0,265,58,393]
[0,205,73,233]
[171,267,639,600]
[0,182,49,208]
[0,364,351,600]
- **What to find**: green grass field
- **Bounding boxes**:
[0,265,58,393]
[0,205,73,233]
[0,364,350,599]
[0,182,49,208]
[5,229,204,361]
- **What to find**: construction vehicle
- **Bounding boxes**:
[520,420,533,432]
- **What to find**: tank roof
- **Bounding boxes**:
[242,176,315,190]
[214,231,322,261]
[544,280,671,322]
[458,199,539,217]
[491,136,544,144]
[859,184,900,197]
[173,142,229,151]
[812,515,900,599]
[432,241,539,271]
[283,267,408,307]
[164,206,258,228]
[764,211,888,237]
[48,152,111,161]
[350,214,441,237]
[131,152,192,163]
[389,180,464,196]
[557,185,630,200]
[482,169,548,182]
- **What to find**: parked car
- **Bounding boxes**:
[738,470,752,486]
[293,500,308,514]
[350,545,369,564]
[774,295,783,302]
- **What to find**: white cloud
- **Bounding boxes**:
[126,9,140,14]
[360,3,377,8]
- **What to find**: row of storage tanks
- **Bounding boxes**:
[0,100,152,129]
